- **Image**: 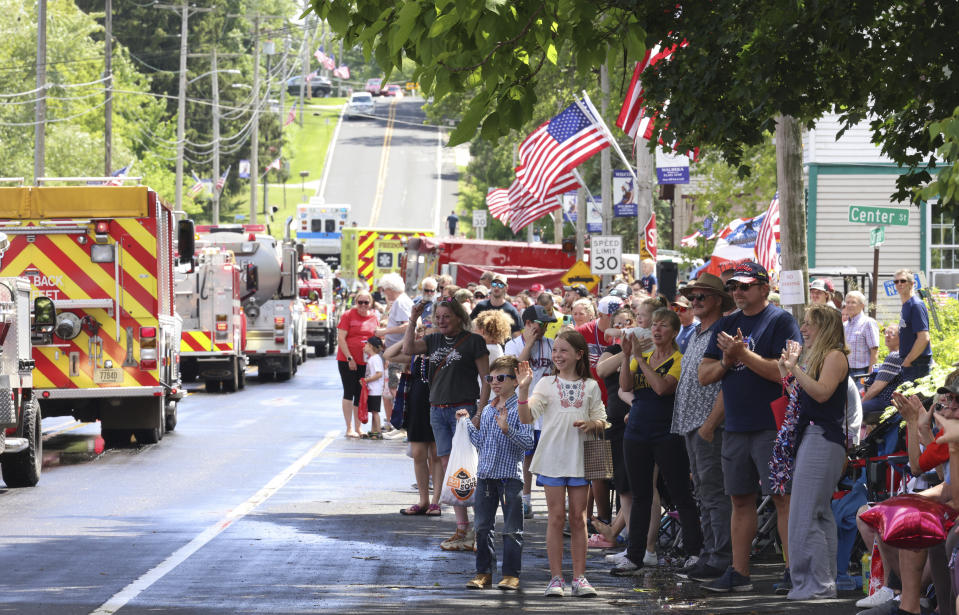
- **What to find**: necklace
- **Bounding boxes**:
[554,376,585,408]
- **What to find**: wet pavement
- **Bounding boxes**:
[0,356,867,613]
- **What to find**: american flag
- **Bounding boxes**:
[514,100,610,202]
[333,65,350,80]
[314,47,335,71]
[285,102,297,127]
[680,230,701,247]
[187,171,205,198]
[486,188,510,223]
[754,193,780,274]
[215,166,231,194]
[104,163,131,186]
[507,171,578,233]
[265,158,282,172]
[616,42,699,161]
[305,71,317,84]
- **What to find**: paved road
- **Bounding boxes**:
[321,96,459,235]
[0,358,864,614]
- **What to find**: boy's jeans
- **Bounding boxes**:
[474,477,524,577]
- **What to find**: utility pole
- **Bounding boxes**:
[211,48,221,224]
[261,39,275,221]
[299,6,309,126]
[636,141,655,258]
[776,114,809,321]
[250,14,261,224]
[34,0,47,182]
[600,61,612,287]
[576,189,587,262]
[175,0,188,213]
[104,0,113,175]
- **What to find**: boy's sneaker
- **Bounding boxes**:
[773,569,792,595]
[701,566,753,593]
[605,549,629,565]
[544,576,565,597]
[676,560,724,581]
[643,550,659,566]
[856,586,896,608]
[571,576,598,597]
[610,556,643,577]
[523,501,533,519]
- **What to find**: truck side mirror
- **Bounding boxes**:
[245,263,259,292]
[32,296,56,331]
[177,219,195,265]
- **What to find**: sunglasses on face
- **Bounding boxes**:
[935,394,958,410]
[423,288,436,293]
[484,374,516,383]
[688,293,709,302]
[670,305,688,313]
[356,300,370,305]
[473,293,486,299]
[490,281,506,288]
[893,279,910,285]
[726,282,760,292]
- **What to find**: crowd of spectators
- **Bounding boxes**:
[332,263,955,611]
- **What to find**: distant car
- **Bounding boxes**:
[365,78,383,96]
[345,92,375,119]
[382,84,404,98]
[287,75,332,98]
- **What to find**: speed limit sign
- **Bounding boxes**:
[590,235,622,276]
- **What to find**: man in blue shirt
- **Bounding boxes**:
[894,269,932,382]
[698,262,802,593]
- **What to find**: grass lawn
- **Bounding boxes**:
[220,96,345,238]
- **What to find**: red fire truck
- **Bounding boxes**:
[402,237,582,293]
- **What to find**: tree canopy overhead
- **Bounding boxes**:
[309,0,959,214]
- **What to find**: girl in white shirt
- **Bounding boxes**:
[517,330,607,598]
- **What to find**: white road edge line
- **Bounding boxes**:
[89,429,340,615]
[318,101,347,201]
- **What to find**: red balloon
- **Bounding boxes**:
[860,494,959,549]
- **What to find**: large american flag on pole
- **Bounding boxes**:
[514,100,610,202]
[755,193,780,274]
[188,171,205,198]
[215,166,231,194]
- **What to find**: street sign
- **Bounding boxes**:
[561,260,599,293]
[848,205,909,226]
[870,225,885,247]
[472,210,487,228]
[590,236,622,276]
[883,273,923,297]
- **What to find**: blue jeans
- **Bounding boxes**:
[902,361,931,382]
[474,477,524,577]
[430,403,476,457]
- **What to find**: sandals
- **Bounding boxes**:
[361,432,382,440]
[425,504,441,516]
[587,533,616,549]
[400,504,427,515]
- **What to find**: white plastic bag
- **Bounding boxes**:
[440,417,478,507]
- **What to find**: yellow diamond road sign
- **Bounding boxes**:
[561,261,600,293]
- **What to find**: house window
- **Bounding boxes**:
[931,203,959,270]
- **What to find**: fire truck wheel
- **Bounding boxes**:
[133,398,164,445]
[165,401,178,432]
[101,429,132,449]
[314,341,329,357]
[259,369,274,381]
[223,367,239,393]
[181,363,198,383]
[277,355,294,381]
[206,379,222,393]
[1,397,42,487]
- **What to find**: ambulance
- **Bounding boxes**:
[0,185,188,447]
[340,227,433,289]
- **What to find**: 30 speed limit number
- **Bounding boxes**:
[591,235,623,276]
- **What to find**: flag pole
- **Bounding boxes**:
[571,168,597,204]
[580,91,639,185]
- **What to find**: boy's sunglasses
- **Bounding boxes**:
[484,374,516,383]
[355,300,370,305]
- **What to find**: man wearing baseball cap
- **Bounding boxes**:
[699,262,801,593]
[576,295,622,405]
[470,272,522,335]
[808,278,838,309]
[670,273,735,581]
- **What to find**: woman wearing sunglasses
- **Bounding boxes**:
[336,291,382,438]
[404,297,491,552]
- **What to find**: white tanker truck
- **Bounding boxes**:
[196,223,306,381]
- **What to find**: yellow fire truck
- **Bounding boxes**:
[0,185,190,447]
[340,227,433,287]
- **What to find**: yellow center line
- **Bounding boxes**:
[368,99,397,227]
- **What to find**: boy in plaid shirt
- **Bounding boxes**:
[457,355,534,590]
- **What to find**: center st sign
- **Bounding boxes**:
[848,205,910,226]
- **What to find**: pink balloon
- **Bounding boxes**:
[860,494,959,549]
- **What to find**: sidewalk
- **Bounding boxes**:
[305,431,864,613]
